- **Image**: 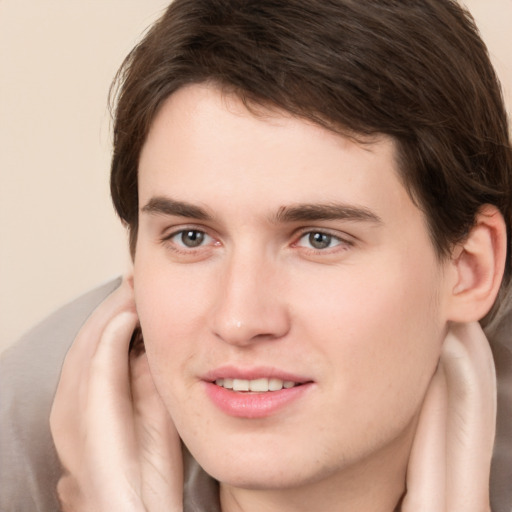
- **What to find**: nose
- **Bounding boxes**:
[210,251,291,346]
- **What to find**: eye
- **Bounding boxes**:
[170,229,212,248]
[296,231,346,250]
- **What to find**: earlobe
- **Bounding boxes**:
[447,205,507,323]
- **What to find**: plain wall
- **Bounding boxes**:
[1,0,511,352]
[0,1,169,349]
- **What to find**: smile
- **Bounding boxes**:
[214,377,299,392]
[205,371,313,418]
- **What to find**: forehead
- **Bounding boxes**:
[137,84,425,236]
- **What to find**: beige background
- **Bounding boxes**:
[1,1,511,352]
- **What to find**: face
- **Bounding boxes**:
[134,84,453,493]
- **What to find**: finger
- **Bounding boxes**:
[443,322,496,512]
[402,363,447,512]
[60,277,136,394]
[83,311,142,489]
[131,352,184,512]
[56,311,145,510]
[80,313,149,512]
[57,472,146,512]
[51,277,135,423]
[50,277,136,468]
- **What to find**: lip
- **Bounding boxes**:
[202,366,314,419]
[202,365,311,383]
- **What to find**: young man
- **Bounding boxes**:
[2,1,511,511]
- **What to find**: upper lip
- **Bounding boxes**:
[202,365,313,384]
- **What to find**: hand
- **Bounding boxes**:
[50,278,183,511]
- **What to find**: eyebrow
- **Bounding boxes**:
[272,203,382,224]
[141,196,213,220]
[141,196,382,225]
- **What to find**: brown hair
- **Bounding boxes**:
[110,0,511,306]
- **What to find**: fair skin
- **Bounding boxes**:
[135,83,499,512]
[51,83,506,512]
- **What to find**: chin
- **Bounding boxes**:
[206,462,322,491]
[185,436,338,491]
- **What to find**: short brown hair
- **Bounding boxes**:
[110,0,512,303]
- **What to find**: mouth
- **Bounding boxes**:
[214,377,301,392]
[204,369,313,418]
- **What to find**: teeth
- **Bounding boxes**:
[215,377,298,392]
[233,379,250,391]
[269,378,283,391]
[249,378,269,392]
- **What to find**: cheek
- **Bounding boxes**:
[133,256,215,370]
[135,240,206,318]
[299,255,445,412]
[136,280,205,336]
[133,266,207,432]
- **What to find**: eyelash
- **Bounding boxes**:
[292,229,353,254]
[160,227,353,256]
[161,227,217,252]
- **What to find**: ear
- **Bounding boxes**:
[446,205,507,322]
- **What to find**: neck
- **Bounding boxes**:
[219,418,415,512]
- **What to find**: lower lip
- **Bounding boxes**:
[204,382,313,419]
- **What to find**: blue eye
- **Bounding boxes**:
[298,231,343,250]
[171,229,212,248]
